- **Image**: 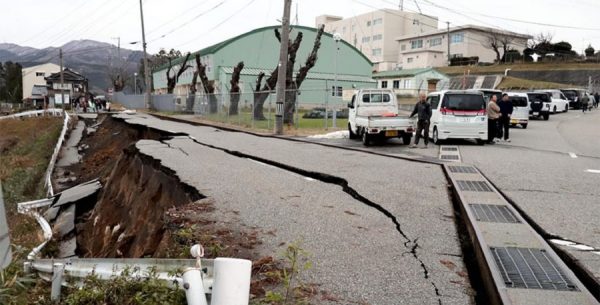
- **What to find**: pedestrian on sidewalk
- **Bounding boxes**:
[581,94,589,113]
[498,93,513,142]
[486,94,501,144]
[409,93,432,149]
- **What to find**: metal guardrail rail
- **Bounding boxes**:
[444,163,599,305]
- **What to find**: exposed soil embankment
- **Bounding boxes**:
[77,143,203,257]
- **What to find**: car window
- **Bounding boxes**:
[509,96,528,107]
[363,93,391,103]
[428,95,440,109]
[442,94,485,111]
[527,93,550,103]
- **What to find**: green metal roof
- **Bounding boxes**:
[153,25,373,72]
[372,68,443,79]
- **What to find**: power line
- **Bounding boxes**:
[146,0,220,35]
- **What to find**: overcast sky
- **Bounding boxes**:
[2,0,599,55]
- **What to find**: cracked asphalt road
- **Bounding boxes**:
[116,113,474,305]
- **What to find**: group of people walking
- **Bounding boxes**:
[487,94,513,144]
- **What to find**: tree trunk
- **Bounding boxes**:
[283,86,297,125]
[195,53,218,114]
[253,92,269,120]
[229,61,244,115]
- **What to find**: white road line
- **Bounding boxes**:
[568,152,578,159]
[586,169,600,174]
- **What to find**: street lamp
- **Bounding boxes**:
[134,72,138,94]
[332,32,342,128]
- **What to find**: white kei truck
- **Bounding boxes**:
[347,89,416,146]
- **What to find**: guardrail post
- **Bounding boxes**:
[211,258,251,305]
[182,267,208,305]
[51,263,64,301]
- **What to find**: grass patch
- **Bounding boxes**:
[496,76,572,90]
[0,116,64,304]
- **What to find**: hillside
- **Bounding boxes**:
[0,40,144,92]
[436,63,600,75]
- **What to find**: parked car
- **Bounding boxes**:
[428,90,487,145]
[527,92,551,120]
[560,89,586,109]
[506,92,530,128]
[534,90,569,113]
[347,89,415,146]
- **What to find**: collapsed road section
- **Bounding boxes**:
[47,113,476,304]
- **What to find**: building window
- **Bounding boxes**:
[362,36,371,43]
[331,86,342,97]
[401,44,406,51]
[430,37,442,46]
[373,18,383,25]
[407,57,414,63]
[393,80,400,89]
[403,79,412,89]
[366,20,371,27]
[372,34,383,41]
[451,33,464,44]
[381,81,388,88]
[411,39,423,49]
[352,24,356,32]
[372,48,382,56]
[36,72,45,77]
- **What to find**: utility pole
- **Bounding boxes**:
[399,0,403,11]
[60,48,65,111]
[139,0,151,109]
[446,21,451,66]
[275,0,292,135]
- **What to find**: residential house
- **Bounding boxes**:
[45,68,88,106]
[396,25,531,69]
[316,9,438,71]
[22,63,60,106]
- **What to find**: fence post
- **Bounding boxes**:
[295,89,299,130]
[51,263,64,301]
[268,91,272,130]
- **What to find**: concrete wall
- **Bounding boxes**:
[22,63,60,99]
[317,9,438,70]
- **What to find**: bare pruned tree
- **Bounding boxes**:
[229,61,245,115]
[195,53,218,114]
[108,67,127,92]
[484,31,515,63]
[166,52,192,94]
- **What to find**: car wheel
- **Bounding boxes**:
[543,113,549,121]
[553,106,557,114]
[476,139,485,146]
[522,123,528,129]
[348,123,357,139]
[362,130,371,146]
[564,104,568,112]
[432,128,440,145]
[402,134,412,145]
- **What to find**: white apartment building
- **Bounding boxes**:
[316,9,438,71]
[396,25,532,69]
[22,63,61,103]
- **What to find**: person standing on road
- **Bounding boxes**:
[409,93,432,149]
[486,94,501,144]
[594,92,599,108]
[581,94,589,113]
[498,93,513,142]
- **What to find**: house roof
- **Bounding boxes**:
[372,68,446,79]
[45,68,86,82]
[154,25,373,72]
[396,24,532,42]
[220,67,376,83]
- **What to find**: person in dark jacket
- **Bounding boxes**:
[594,92,599,108]
[409,93,432,148]
[497,93,513,142]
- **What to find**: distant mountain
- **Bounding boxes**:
[0,40,144,93]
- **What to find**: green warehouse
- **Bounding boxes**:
[152,25,376,107]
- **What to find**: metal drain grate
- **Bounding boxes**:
[490,247,579,291]
[469,204,520,223]
[441,147,458,151]
[441,155,460,160]
[448,166,477,174]
[456,180,493,192]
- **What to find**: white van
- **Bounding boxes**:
[534,90,569,113]
[506,92,530,129]
[427,90,488,145]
